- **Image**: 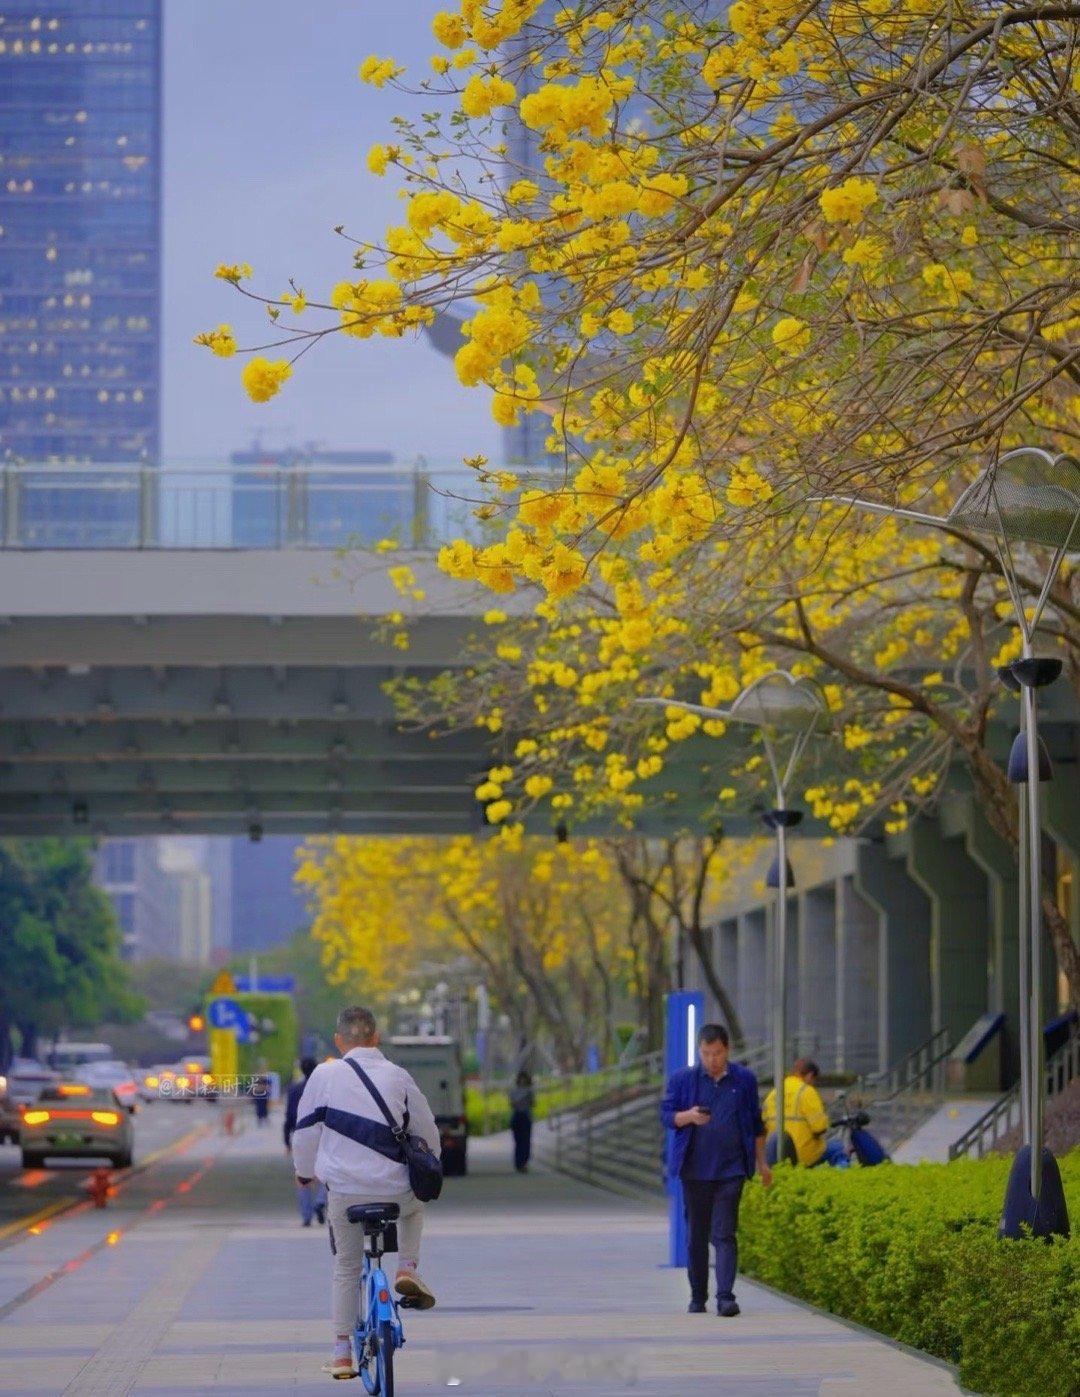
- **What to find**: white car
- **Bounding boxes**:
[76,1060,139,1113]
[5,1058,59,1108]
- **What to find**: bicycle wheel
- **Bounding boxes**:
[376,1319,395,1397]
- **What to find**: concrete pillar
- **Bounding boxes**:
[837,876,880,1074]
[945,795,1021,1083]
[798,884,838,1069]
[736,908,768,1043]
[854,841,932,1070]
[904,816,990,1048]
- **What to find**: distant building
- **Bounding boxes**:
[229,444,412,548]
[94,838,177,962]
[0,1,162,541]
[228,835,308,954]
[157,838,212,965]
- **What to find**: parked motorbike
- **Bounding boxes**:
[828,1108,890,1166]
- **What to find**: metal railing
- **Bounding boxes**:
[0,462,525,551]
[949,1026,1080,1161]
[843,1027,953,1106]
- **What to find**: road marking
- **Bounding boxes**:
[61,1230,224,1395]
[0,1123,211,1247]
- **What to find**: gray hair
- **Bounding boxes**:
[336,1004,378,1045]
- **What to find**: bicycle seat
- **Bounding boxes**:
[346,1203,401,1232]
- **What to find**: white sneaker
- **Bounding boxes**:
[395,1269,436,1309]
[322,1344,356,1379]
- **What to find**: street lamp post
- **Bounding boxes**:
[821,447,1078,1238]
[640,671,826,1161]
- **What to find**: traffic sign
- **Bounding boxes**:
[207,997,252,1043]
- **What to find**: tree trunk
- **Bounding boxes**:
[684,921,746,1046]
[18,1021,38,1060]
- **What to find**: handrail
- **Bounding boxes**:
[949,1026,1080,1161]
[838,1027,952,1111]
[0,462,559,551]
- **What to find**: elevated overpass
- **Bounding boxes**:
[0,463,511,837]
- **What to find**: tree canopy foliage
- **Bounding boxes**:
[0,840,142,1066]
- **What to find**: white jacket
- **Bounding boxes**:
[290,1046,441,1195]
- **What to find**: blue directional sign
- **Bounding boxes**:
[208,997,252,1043]
[234,976,295,993]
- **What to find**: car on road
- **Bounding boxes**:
[167,1056,217,1101]
[139,1063,176,1102]
[47,1041,116,1075]
[0,1073,21,1144]
[385,1035,468,1176]
[75,1059,139,1113]
[5,1058,59,1108]
[20,1083,134,1169]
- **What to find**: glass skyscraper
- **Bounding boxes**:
[0,0,161,496]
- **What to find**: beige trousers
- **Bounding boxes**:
[326,1188,424,1336]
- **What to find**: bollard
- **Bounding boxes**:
[87,1167,113,1209]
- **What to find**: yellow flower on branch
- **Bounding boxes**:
[819,177,877,225]
[241,357,292,403]
[771,316,810,354]
[460,74,517,118]
[193,324,236,358]
[358,55,403,88]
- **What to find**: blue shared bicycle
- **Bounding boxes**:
[340,1203,407,1392]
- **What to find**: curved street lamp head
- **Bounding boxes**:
[816,448,1080,653]
[636,671,828,807]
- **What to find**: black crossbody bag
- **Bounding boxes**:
[344,1057,444,1202]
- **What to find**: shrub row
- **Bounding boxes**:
[737,1149,1080,1396]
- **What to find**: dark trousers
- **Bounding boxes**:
[510,1110,533,1171]
[682,1176,745,1303]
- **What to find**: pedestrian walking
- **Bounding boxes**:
[660,1023,772,1316]
[284,1056,327,1225]
[509,1069,535,1173]
[291,1005,442,1380]
[252,1071,270,1126]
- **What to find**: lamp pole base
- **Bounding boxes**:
[998,1146,1070,1240]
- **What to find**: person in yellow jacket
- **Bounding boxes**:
[763,1059,849,1167]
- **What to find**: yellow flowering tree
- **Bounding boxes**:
[298,831,653,1069]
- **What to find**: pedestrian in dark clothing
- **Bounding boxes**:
[660,1023,772,1316]
[509,1070,535,1173]
[284,1056,327,1225]
[252,1072,270,1126]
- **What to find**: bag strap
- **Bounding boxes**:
[343,1056,408,1139]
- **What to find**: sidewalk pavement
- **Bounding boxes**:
[0,1111,961,1394]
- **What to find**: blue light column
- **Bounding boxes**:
[664,989,704,1267]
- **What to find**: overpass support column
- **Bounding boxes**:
[736,909,768,1045]
[798,885,837,1069]
[854,842,932,1070]
[904,817,990,1050]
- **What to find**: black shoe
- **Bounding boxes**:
[302,1218,312,1227]
[717,1300,740,1317]
[315,1204,326,1225]
[687,1300,707,1313]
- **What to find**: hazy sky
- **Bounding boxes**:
[161,1,497,466]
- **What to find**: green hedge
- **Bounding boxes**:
[738,1150,1080,1396]
[465,1079,611,1135]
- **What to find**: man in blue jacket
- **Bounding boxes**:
[660,1023,771,1315]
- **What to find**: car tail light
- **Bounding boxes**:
[119,1082,136,1094]
[201,1074,213,1085]
[145,1075,159,1088]
[176,1076,190,1089]
[91,1111,120,1126]
[23,1109,50,1126]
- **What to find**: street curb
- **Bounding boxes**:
[741,1273,974,1394]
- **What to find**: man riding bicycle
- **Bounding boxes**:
[291,1005,442,1380]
